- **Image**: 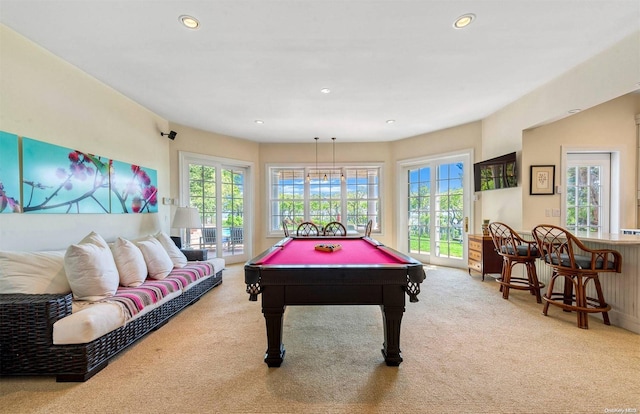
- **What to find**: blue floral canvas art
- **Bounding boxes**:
[0,131,21,213]
[22,137,111,213]
[109,160,158,214]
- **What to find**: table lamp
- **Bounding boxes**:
[172,206,202,249]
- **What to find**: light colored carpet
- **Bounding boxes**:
[1,263,639,414]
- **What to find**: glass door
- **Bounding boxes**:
[220,167,245,258]
[400,151,472,268]
[182,152,250,264]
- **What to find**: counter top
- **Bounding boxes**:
[520,230,640,245]
[571,231,640,245]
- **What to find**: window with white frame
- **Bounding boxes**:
[268,165,381,235]
[564,152,611,233]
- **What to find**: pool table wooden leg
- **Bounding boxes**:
[380,286,405,366]
[262,286,286,367]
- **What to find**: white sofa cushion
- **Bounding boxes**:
[53,301,126,345]
[207,258,225,276]
[135,237,174,279]
[64,232,120,301]
[0,250,71,294]
[110,237,147,287]
[53,289,182,345]
[154,231,188,268]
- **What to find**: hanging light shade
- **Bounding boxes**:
[332,137,344,182]
[308,137,319,182]
[320,137,328,182]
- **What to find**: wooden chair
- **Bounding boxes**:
[282,221,290,237]
[296,222,319,236]
[488,222,544,302]
[532,224,622,329]
[323,221,347,236]
[365,219,373,237]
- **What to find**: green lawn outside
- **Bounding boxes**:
[409,236,463,258]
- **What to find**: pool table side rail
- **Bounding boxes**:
[244,237,425,302]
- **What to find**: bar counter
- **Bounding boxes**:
[528,231,640,334]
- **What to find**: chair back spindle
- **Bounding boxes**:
[296,222,319,236]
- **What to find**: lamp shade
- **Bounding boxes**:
[172,207,202,229]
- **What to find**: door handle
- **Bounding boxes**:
[464,217,469,233]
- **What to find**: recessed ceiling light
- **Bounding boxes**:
[386,120,396,124]
[453,13,475,29]
[568,109,582,114]
[180,15,200,29]
[320,88,331,94]
[254,120,264,124]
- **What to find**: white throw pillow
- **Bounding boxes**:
[110,237,148,287]
[0,250,71,294]
[155,231,188,268]
[136,237,174,279]
[64,232,120,301]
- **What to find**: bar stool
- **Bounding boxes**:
[532,224,622,329]
[488,222,544,302]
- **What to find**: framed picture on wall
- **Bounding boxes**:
[530,165,555,195]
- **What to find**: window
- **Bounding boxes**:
[345,168,379,233]
[268,165,381,235]
[270,169,305,230]
[564,153,611,233]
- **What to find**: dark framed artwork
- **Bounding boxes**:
[530,165,555,195]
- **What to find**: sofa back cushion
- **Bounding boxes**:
[65,232,120,301]
[155,231,188,268]
[0,250,71,294]
[135,236,174,279]
[110,237,148,287]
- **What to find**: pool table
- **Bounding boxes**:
[244,236,426,367]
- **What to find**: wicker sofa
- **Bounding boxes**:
[0,232,224,382]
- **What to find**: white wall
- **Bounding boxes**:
[522,93,640,230]
[0,26,171,251]
[2,23,637,252]
[481,30,640,232]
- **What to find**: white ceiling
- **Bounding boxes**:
[1,1,638,143]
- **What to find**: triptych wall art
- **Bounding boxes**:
[0,131,21,214]
[0,130,158,214]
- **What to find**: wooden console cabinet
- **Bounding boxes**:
[468,234,502,280]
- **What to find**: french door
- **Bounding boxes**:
[398,151,472,268]
[180,152,251,264]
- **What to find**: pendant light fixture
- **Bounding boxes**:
[307,137,319,182]
[322,168,328,182]
[320,137,328,182]
[332,137,344,182]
